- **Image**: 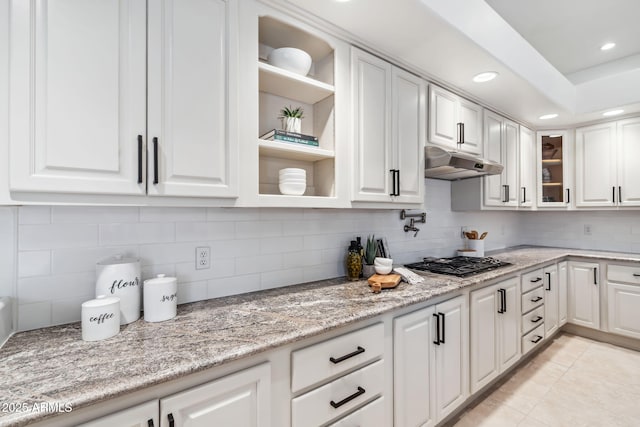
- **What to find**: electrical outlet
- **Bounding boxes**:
[460,226,470,239]
[196,246,210,270]
[584,224,592,235]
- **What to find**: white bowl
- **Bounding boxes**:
[279,181,306,196]
[279,178,306,184]
[279,173,306,180]
[279,168,306,176]
[268,48,312,76]
[374,265,393,275]
[374,257,393,267]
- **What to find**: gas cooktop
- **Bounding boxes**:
[404,256,511,277]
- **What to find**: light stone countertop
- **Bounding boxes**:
[1,247,639,426]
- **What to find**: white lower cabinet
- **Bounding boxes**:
[543,264,559,336]
[79,400,158,427]
[520,269,545,356]
[470,277,521,393]
[558,261,568,326]
[393,295,469,426]
[568,261,600,329]
[607,263,640,340]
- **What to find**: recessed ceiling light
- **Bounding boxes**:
[600,42,616,51]
[603,109,624,117]
[472,71,498,83]
[539,114,558,120]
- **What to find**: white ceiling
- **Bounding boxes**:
[286,0,640,128]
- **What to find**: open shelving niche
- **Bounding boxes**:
[540,135,565,203]
[257,16,336,201]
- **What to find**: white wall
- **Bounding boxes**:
[12,179,521,331]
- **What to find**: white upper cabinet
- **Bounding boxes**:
[576,117,640,208]
[147,0,237,198]
[428,85,482,155]
[9,0,237,199]
[9,0,147,195]
[519,126,535,208]
[483,110,519,207]
[536,130,573,209]
[352,47,424,204]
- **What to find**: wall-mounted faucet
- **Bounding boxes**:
[401,210,426,237]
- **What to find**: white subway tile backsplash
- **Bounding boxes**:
[18,251,50,277]
[19,224,98,250]
[51,295,88,326]
[207,274,261,299]
[52,206,138,224]
[139,242,197,265]
[140,207,206,223]
[210,239,260,260]
[177,281,208,304]
[51,246,138,274]
[282,250,323,269]
[175,221,235,242]
[261,268,304,289]
[18,206,51,224]
[18,301,51,331]
[235,253,282,275]
[18,272,95,304]
[259,208,306,221]
[174,260,234,284]
[99,223,174,246]
[141,264,176,281]
[259,236,303,254]
[207,207,260,222]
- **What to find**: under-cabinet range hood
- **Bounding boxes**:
[424,146,503,180]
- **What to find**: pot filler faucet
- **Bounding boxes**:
[401,209,426,237]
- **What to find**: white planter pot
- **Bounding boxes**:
[283,117,301,133]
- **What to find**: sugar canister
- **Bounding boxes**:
[143,274,178,322]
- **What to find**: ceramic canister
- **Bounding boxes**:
[81,296,121,341]
[96,255,141,325]
[143,274,178,322]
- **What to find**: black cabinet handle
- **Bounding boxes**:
[566,188,570,204]
[502,185,509,203]
[329,346,365,364]
[530,277,542,283]
[545,272,551,291]
[531,335,543,344]
[497,289,505,314]
[330,386,365,409]
[137,135,143,184]
[594,268,598,285]
[389,170,396,196]
[461,123,465,144]
[531,296,543,303]
[502,289,507,313]
[148,420,154,427]
[168,413,174,427]
[521,187,526,204]
[396,170,401,196]
[633,273,640,277]
[619,186,622,203]
[433,313,440,345]
[457,122,463,144]
[531,315,543,323]
[153,137,159,185]
[613,186,616,203]
[439,312,445,344]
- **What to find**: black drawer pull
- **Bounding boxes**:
[168,413,174,427]
[633,273,640,277]
[530,296,543,303]
[330,346,365,364]
[531,316,543,323]
[531,335,543,344]
[330,386,365,409]
[148,420,154,427]
[530,277,542,283]
[545,272,551,291]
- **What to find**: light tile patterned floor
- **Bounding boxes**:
[451,333,640,427]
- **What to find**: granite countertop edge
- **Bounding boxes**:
[1,247,639,426]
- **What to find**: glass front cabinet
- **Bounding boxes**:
[536,130,573,208]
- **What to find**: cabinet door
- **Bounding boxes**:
[351,48,392,202]
[147,0,236,198]
[394,306,436,427]
[617,117,640,206]
[537,131,571,208]
[458,99,483,155]
[483,110,505,206]
[503,119,520,207]
[519,126,535,207]
[544,265,559,336]
[160,363,271,427]
[558,261,568,326]
[568,262,600,329]
[428,85,458,149]
[469,284,499,393]
[498,278,521,372]
[575,123,616,207]
[80,401,158,427]
[9,0,147,195]
[392,67,425,204]
[608,282,640,340]
[435,295,468,421]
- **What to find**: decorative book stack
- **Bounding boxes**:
[260,129,319,147]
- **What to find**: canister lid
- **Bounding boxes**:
[96,254,140,266]
[144,274,177,286]
[82,295,120,308]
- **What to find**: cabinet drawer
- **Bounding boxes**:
[522,305,544,335]
[521,268,544,293]
[521,287,544,314]
[327,396,385,427]
[522,324,545,355]
[607,264,640,285]
[292,360,384,427]
[291,323,384,393]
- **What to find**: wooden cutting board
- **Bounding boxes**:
[367,273,402,293]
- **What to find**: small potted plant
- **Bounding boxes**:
[279,105,304,133]
[362,235,378,278]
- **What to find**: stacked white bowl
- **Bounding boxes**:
[279,168,306,195]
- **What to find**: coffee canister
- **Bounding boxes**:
[81,296,121,341]
[143,274,178,322]
[96,255,141,325]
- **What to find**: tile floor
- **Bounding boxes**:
[450,333,640,427]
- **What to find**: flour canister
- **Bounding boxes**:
[96,255,141,325]
[81,296,121,341]
[143,274,178,322]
